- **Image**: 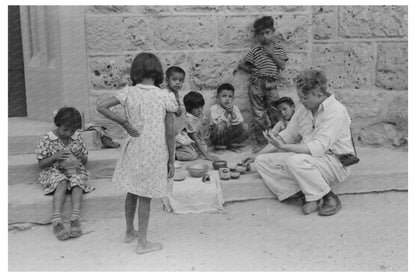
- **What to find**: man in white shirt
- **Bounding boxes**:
[248,69,354,216]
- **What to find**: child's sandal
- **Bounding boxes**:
[53,222,70,241]
[69,219,82,238]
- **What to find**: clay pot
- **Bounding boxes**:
[231,172,240,179]
[212,160,227,170]
[219,167,231,180]
[186,163,209,178]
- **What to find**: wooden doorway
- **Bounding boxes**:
[8,5,27,117]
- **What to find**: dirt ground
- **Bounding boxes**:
[8,191,407,271]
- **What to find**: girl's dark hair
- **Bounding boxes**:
[271,97,295,109]
[293,69,330,96]
[183,91,205,113]
[130,52,164,87]
[166,66,186,79]
[54,107,82,129]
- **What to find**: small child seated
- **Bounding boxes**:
[270,96,296,135]
[209,83,249,152]
[36,107,94,241]
[183,91,218,161]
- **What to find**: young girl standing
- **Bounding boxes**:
[97,52,177,254]
[36,107,93,240]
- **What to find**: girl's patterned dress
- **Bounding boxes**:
[112,84,177,198]
[36,131,93,195]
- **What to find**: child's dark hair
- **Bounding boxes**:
[254,16,274,34]
[166,66,186,79]
[130,52,164,87]
[217,83,235,95]
[184,91,205,113]
[271,97,295,109]
[54,107,82,130]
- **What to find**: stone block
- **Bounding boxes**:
[313,6,337,40]
[187,52,241,91]
[376,42,408,90]
[129,6,171,14]
[85,16,155,53]
[89,55,133,89]
[334,89,384,121]
[219,5,282,13]
[152,16,216,51]
[217,15,258,50]
[312,43,374,89]
[338,6,408,38]
[84,5,132,14]
[357,122,407,147]
[171,6,219,13]
[280,52,311,88]
[384,92,408,130]
[274,14,310,51]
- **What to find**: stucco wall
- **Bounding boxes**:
[85,5,408,148]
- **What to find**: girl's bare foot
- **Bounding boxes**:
[135,241,163,254]
[124,230,139,243]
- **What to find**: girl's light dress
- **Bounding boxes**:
[36,131,93,195]
[113,84,177,198]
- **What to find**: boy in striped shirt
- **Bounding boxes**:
[236,16,289,153]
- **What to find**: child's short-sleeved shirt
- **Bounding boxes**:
[244,41,288,81]
[210,104,244,127]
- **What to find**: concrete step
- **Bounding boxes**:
[8,146,408,224]
[8,148,121,185]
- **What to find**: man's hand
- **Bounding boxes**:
[242,156,255,166]
[263,129,286,150]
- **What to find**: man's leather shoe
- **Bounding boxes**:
[319,191,342,216]
[302,199,321,215]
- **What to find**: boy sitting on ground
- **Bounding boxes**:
[209,83,249,153]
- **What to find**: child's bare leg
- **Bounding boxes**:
[136,196,162,254]
[69,186,83,237]
[52,180,68,225]
[52,180,70,240]
[124,193,138,243]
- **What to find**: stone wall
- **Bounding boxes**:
[85,5,408,148]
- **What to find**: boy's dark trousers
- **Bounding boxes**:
[248,77,280,145]
[210,122,249,148]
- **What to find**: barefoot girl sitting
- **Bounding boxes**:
[36,107,94,240]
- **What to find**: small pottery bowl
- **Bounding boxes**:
[219,167,231,180]
[173,172,186,181]
[235,164,247,174]
[212,160,227,170]
[231,172,240,179]
[186,163,209,178]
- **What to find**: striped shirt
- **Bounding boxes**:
[244,41,288,81]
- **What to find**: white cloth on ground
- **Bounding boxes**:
[163,171,224,214]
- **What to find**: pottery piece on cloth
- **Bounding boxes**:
[219,167,231,180]
[186,163,209,178]
[212,160,227,170]
[231,172,240,179]
[173,171,186,181]
[162,171,224,214]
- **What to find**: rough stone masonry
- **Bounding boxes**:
[85,5,408,148]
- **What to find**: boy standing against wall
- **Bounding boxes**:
[236,16,289,153]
